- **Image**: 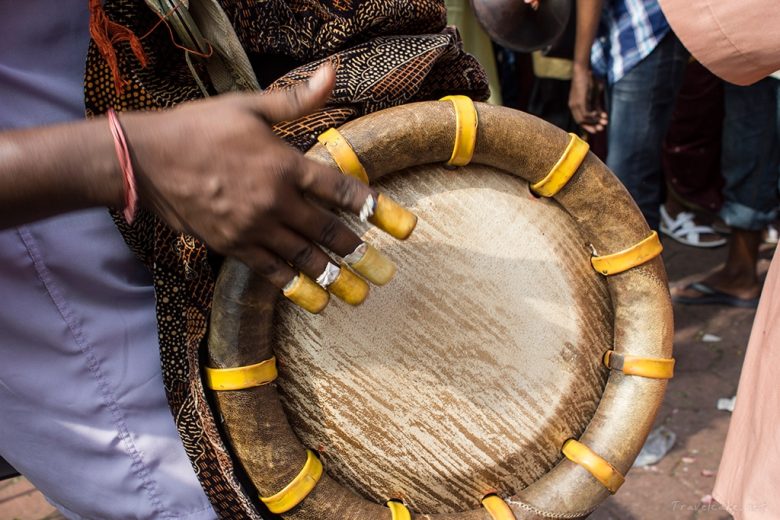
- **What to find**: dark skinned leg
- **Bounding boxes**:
[672,228,762,301]
[664,196,685,217]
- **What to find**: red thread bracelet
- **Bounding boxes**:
[107,108,138,224]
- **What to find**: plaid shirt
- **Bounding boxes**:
[591,0,671,85]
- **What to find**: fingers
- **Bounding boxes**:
[264,226,370,307]
[580,123,601,134]
[237,239,370,314]
[285,199,398,286]
[578,110,608,134]
[294,156,417,239]
[265,226,333,282]
[570,97,608,133]
[569,68,606,132]
[295,156,374,214]
[236,245,298,290]
[246,65,336,124]
[284,196,363,257]
[260,190,403,310]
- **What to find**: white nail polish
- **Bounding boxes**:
[344,242,368,264]
[315,262,341,288]
[359,194,376,222]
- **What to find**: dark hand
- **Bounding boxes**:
[123,66,386,293]
[569,64,608,134]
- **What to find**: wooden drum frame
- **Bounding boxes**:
[204,99,674,519]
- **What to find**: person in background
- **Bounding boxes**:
[660,60,728,248]
[673,75,779,308]
[524,1,609,160]
[568,0,721,246]
[657,0,780,516]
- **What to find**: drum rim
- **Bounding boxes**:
[205,100,674,519]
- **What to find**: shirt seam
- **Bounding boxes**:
[17,226,175,520]
[702,1,764,72]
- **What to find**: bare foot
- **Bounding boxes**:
[672,227,763,306]
[672,268,761,302]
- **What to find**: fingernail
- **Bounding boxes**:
[283,274,330,313]
[315,262,341,288]
[358,194,376,222]
[327,265,369,305]
[369,194,417,240]
[345,243,397,286]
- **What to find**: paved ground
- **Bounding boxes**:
[0,238,774,520]
[591,237,775,520]
[0,478,63,520]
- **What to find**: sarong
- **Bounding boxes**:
[713,251,780,519]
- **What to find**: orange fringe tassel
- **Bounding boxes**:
[89,0,148,96]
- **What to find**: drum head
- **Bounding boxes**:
[273,163,613,513]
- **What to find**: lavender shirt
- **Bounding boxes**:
[0,3,215,518]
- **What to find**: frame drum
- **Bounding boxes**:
[206,100,674,519]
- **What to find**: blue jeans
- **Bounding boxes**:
[720,78,780,231]
[606,33,689,230]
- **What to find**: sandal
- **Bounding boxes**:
[764,223,779,245]
[660,205,727,248]
[672,282,759,309]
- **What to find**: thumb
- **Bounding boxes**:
[249,64,335,124]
